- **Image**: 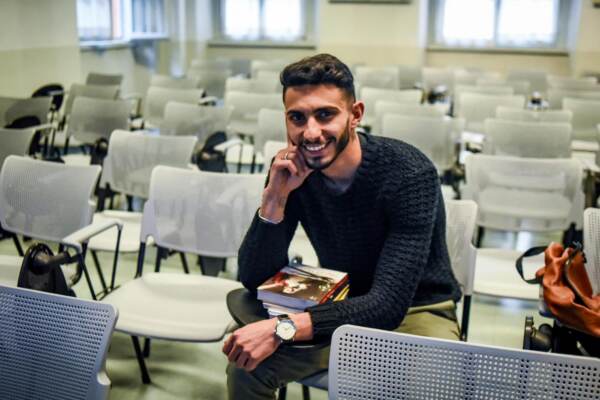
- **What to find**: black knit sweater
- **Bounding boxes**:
[238,133,461,339]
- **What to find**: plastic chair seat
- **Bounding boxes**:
[88,211,153,253]
[474,248,541,300]
[571,140,599,153]
[228,120,258,136]
[479,187,571,220]
[102,273,242,341]
[62,154,92,166]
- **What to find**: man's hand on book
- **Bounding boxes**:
[223,312,314,371]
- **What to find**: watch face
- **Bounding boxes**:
[276,321,296,341]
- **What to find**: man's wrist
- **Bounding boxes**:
[258,209,283,225]
[260,191,287,223]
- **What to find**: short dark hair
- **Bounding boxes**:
[280,54,355,101]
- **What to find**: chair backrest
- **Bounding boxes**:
[144,86,204,127]
[67,97,130,144]
[484,118,571,158]
[372,101,448,134]
[101,130,197,199]
[250,59,288,78]
[150,74,200,90]
[1,97,52,126]
[225,77,280,94]
[255,108,286,151]
[140,167,264,256]
[463,154,582,232]
[507,69,548,94]
[263,140,287,167]
[477,79,531,96]
[457,93,526,133]
[563,97,600,141]
[0,128,37,167]
[186,67,232,98]
[161,102,233,142]
[64,83,120,117]
[445,200,477,298]
[354,66,400,90]
[583,208,600,295]
[0,284,117,400]
[360,87,422,127]
[397,64,423,89]
[329,324,600,400]
[86,72,123,86]
[547,88,600,109]
[224,91,283,124]
[191,58,232,70]
[0,156,100,241]
[548,75,598,90]
[422,67,455,95]
[496,106,572,123]
[381,115,454,172]
[454,85,514,115]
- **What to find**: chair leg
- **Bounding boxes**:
[126,195,134,212]
[460,295,472,342]
[302,385,311,400]
[179,252,190,274]
[277,385,287,400]
[198,256,225,276]
[143,338,151,358]
[475,226,484,248]
[12,234,24,257]
[77,251,97,300]
[131,336,152,384]
[90,250,109,295]
[155,246,164,273]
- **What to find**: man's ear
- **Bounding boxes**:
[350,100,365,130]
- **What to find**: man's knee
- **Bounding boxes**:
[226,361,280,399]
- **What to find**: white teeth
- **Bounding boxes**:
[304,143,326,152]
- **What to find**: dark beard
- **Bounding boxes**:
[303,120,352,171]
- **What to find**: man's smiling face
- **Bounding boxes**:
[283,84,355,171]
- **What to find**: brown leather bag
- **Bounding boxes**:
[517,242,600,338]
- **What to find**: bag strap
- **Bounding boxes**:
[515,246,547,284]
[563,242,588,306]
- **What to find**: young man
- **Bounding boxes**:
[223,54,461,399]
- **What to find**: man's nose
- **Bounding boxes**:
[304,117,322,141]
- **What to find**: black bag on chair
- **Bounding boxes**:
[195,131,228,172]
[17,243,75,297]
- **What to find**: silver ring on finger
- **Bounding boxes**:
[283,151,290,160]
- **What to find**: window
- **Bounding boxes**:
[213,0,315,46]
[77,0,166,43]
[429,0,570,50]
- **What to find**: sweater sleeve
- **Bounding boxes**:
[237,198,300,292]
[307,166,440,338]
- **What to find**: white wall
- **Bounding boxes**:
[0,0,81,97]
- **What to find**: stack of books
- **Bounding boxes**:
[257,264,349,317]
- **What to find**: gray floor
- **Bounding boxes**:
[1,225,559,400]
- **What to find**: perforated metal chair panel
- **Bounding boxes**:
[329,325,600,400]
[0,285,117,400]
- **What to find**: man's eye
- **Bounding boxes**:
[316,110,333,119]
[289,114,305,123]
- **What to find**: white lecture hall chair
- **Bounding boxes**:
[457,92,526,134]
[372,101,449,135]
[89,130,197,288]
[495,106,572,123]
[547,88,600,109]
[186,66,232,99]
[354,66,400,90]
[583,208,600,295]
[548,75,598,90]
[224,91,283,137]
[506,69,548,96]
[422,67,455,96]
[463,154,583,300]
[453,84,514,117]
[160,101,233,144]
[0,96,52,127]
[0,285,118,400]
[0,156,122,299]
[483,118,571,158]
[477,78,531,97]
[86,72,123,86]
[397,64,422,89]
[562,97,600,142]
[149,74,201,90]
[0,128,38,167]
[250,59,289,78]
[225,76,280,94]
[328,324,600,400]
[101,166,264,383]
[142,86,205,129]
[359,87,422,128]
[190,58,232,70]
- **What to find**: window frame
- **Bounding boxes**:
[209,0,317,49]
[427,0,572,54]
[78,0,168,49]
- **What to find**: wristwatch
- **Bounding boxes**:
[274,314,297,343]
